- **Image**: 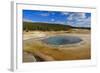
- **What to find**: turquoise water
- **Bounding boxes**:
[42,36,82,45]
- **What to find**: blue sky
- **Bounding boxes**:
[23,10,91,27]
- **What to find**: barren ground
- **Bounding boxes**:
[23,29,91,62]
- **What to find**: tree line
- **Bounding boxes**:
[23,22,72,32]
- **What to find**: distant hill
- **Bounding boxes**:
[23,22,90,31]
[23,22,72,31]
[72,26,90,30]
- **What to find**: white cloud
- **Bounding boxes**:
[67,13,86,21]
[39,13,49,16]
[51,19,55,22]
[23,19,33,22]
[61,12,69,16]
[80,13,86,18]
[67,14,74,20]
[77,17,91,27]
[66,13,91,27]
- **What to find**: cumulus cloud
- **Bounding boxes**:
[77,16,91,27]
[67,13,86,21]
[66,12,91,27]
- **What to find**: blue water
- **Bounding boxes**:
[42,36,82,45]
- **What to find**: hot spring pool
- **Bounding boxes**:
[42,36,82,45]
